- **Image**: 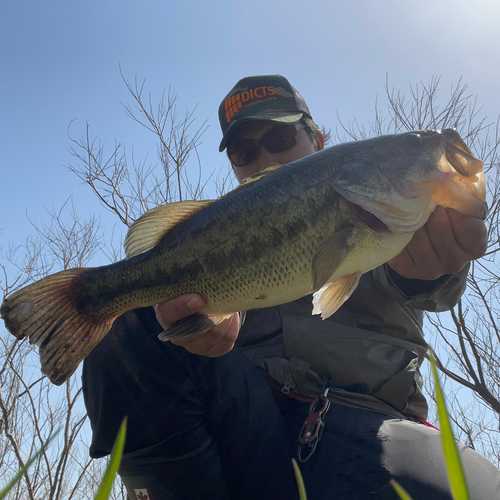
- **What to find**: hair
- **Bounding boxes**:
[290,84,330,150]
[302,118,332,151]
[302,117,322,150]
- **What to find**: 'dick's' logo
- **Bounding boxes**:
[225,86,276,123]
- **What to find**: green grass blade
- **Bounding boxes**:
[0,429,60,500]
[390,479,414,500]
[292,458,307,500]
[94,417,127,500]
[430,355,470,500]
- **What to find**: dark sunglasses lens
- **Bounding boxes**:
[228,141,259,167]
[262,125,298,153]
[228,124,301,167]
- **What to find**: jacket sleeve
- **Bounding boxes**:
[371,263,469,313]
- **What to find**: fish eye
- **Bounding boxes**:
[405,133,423,148]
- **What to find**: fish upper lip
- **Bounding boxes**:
[440,129,484,177]
[441,129,474,156]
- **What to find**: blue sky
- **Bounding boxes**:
[1,0,499,452]
[1,0,500,261]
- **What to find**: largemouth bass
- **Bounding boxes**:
[1,129,487,385]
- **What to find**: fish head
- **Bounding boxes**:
[332,129,487,233]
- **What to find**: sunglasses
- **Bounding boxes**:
[227,123,306,167]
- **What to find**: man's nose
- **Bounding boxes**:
[255,146,283,171]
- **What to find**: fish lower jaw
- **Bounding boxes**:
[383,208,435,234]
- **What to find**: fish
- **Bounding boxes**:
[1,129,487,385]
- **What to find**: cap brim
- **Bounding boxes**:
[219,112,304,152]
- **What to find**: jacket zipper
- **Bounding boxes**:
[282,379,292,394]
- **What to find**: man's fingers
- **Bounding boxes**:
[425,208,487,273]
[155,294,206,329]
[154,294,240,357]
[170,313,240,357]
[388,224,439,280]
[388,207,488,281]
[420,207,465,275]
[446,209,488,259]
[200,314,240,357]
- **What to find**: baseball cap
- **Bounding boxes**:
[218,75,313,152]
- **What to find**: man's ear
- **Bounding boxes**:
[316,132,325,151]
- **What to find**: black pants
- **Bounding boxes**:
[83,309,298,499]
[83,309,500,499]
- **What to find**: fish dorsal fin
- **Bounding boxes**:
[312,272,362,319]
[124,200,214,259]
[231,165,282,194]
[311,226,354,292]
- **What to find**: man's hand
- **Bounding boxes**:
[388,207,488,280]
[155,294,240,357]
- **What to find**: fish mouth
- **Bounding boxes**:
[434,129,488,220]
[440,129,484,177]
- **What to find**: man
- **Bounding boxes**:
[83,75,499,499]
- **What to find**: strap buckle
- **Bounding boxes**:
[297,383,331,463]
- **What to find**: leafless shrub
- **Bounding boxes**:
[2,75,499,500]
[1,74,207,498]
[67,71,210,227]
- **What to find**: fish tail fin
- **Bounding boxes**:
[1,268,116,385]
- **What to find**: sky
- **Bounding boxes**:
[2,0,500,262]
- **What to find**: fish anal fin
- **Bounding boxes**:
[312,272,362,319]
[124,200,214,259]
[158,312,234,340]
[312,226,353,292]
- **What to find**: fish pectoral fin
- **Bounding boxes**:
[311,226,353,292]
[230,165,282,193]
[158,312,234,340]
[312,272,362,319]
[124,200,214,259]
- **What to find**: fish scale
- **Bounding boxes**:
[0,129,487,384]
[102,169,339,314]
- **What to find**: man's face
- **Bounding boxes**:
[227,120,321,183]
